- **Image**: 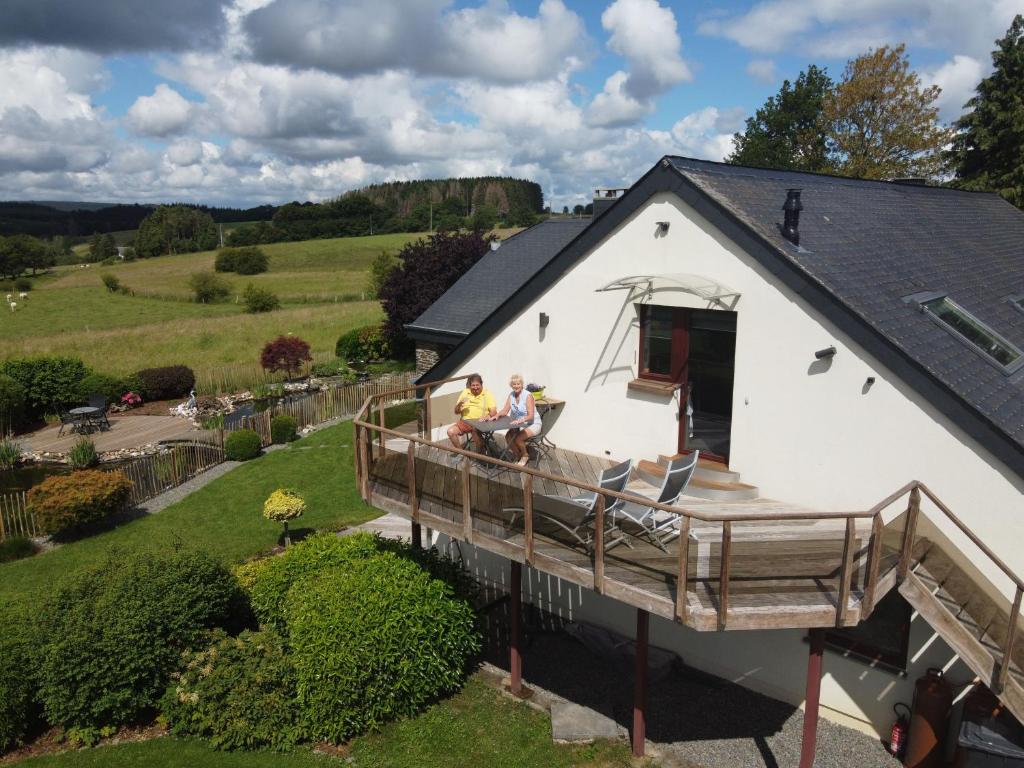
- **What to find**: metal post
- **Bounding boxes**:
[799,629,825,768]
[633,608,649,757]
[510,560,523,696]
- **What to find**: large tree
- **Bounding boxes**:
[728,65,834,172]
[823,45,951,180]
[134,205,218,258]
[378,230,492,352]
[948,15,1024,208]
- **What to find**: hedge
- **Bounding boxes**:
[335,325,390,362]
[0,356,88,416]
[215,247,268,275]
[0,603,38,754]
[134,365,195,401]
[37,550,251,731]
[287,551,480,742]
[225,429,261,461]
[27,470,132,537]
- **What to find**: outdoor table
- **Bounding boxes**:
[68,406,104,433]
[465,415,518,460]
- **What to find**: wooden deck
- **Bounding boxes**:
[22,414,215,455]
[363,436,905,631]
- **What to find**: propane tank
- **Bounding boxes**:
[904,668,954,768]
[889,703,911,759]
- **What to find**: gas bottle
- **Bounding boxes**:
[889,703,911,759]
[904,668,954,768]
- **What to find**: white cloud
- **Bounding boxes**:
[588,71,650,127]
[126,84,194,137]
[669,106,744,161]
[923,55,985,121]
[746,59,777,83]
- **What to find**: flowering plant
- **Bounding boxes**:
[121,391,142,407]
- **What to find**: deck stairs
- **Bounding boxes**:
[634,454,759,501]
[895,540,1024,725]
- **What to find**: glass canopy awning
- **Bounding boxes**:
[595,273,740,307]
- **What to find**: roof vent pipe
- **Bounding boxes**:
[781,188,803,246]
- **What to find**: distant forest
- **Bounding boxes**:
[227,176,543,246]
[0,202,278,239]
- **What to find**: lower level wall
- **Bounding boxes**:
[436,534,974,738]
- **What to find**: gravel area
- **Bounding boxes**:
[482,602,900,768]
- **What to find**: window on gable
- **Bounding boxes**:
[921,296,1021,369]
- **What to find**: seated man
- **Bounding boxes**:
[447,373,496,457]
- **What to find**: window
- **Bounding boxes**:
[638,305,685,382]
[921,296,1022,370]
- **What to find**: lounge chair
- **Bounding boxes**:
[505,459,632,550]
[607,451,699,551]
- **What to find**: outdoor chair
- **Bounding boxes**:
[607,451,699,552]
[504,458,632,550]
[524,404,556,466]
[57,410,85,436]
[87,394,111,430]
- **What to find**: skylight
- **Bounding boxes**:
[922,296,1021,369]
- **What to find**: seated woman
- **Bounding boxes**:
[496,374,542,467]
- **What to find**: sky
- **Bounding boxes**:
[0,0,1021,211]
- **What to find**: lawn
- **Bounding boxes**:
[0,419,375,609]
[12,678,637,768]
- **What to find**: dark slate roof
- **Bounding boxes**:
[667,156,1024,453]
[405,218,591,342]
[419,156,1024,478]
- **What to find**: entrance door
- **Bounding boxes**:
[680,309,737,463]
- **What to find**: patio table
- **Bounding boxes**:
[68,406,105,433]
[465,415,518,460]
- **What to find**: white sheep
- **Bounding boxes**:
[18,292,27,299]
[4,294,9,302]
[8,302,16,312]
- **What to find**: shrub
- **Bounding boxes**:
[0,374,26,431]
[287,552,480,742]
[263,487,304,547]
[67,437,98,470]
[0,536,35,564]
[37,549,251,730]
[243,284,280,313]
[215,246,268,275]
[260,335,312,379]
[239,532,383,634]
[76,371,124,403]
[100,273,120,293]
[0,437,19,470]
[270,415,298,444]
[28,469,132,536]
[13,277,31,292]
[225,429,261,461]
[134,365,195,401]
[161,630,300,751]
[0,603,39,753]
[0,356,89,417]
[188,271,231,303]
[310,359,355,379]
[365,251,398,299]
[335,325,391,362]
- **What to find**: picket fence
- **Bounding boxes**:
[0,371,417,543]
[194,351,336,396]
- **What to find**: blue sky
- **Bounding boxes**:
[0,0,1020,209]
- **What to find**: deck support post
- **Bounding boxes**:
[799,628,825,768]
[633,608,649,757]
[411,522,422,550]
[510,560,523,697]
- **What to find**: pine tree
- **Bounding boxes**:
[948,15,1024,208]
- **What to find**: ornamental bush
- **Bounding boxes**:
[0,603,39,753]
[76,371,123,404]
[28,470,132,537]
[0,373,27,430]
[270,415,297,444]
[238,532,383,634]
[0,356,89,417]
[287,552,480,742]
[242,284,280,313]
[215,246,268,275]
[310,359,356,380]
[335,324,390,362]
[260,335,312,379]
[36,549,250,731]
[161,630,301,751]
[225,429,261,461]
[134,365,195,401]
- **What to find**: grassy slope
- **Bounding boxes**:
[0,420,374,607]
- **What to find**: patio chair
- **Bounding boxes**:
[57,410,85,436]
[87,394,111,430]
[505,458,632,550]
[607,451,699,552]
[524,405,556,466]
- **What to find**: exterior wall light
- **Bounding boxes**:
[655,221,670,235]
[814,346,837,360]
[539,312,549,328]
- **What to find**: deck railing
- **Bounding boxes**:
[353,374,1023,653]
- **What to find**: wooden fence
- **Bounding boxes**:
[0,371,417,542]
[194,351,336,395]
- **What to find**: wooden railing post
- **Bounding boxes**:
[898,485,921,581]
[718,521,732,630]
[423,386,432,441]
[406,441,419,525]
[997,586,1024,692]
[836,517,856,627]
[676,515,691,624]
[357,425,370,501]
[461,460,472,543]
[522,473,534,565]
[377,403,386,453]
[593,495,605,593]
[862,513,884,617]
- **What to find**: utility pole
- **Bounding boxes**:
[429,200,433,232]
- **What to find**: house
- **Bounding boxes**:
[369,156,1024,752]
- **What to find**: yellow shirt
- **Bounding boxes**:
[457,388,495,421]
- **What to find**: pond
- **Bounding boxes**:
[0,463,70,494]
[222,392,316,428]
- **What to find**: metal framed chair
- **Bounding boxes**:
[57,410,84,436]
[87,394,111,430]
[607,451,699,551]
[524,404,557,466]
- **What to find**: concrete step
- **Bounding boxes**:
[637,458,759,501]
[658,452,742,484]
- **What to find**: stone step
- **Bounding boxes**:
[637,458,759,501]
[658,452,742,484]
